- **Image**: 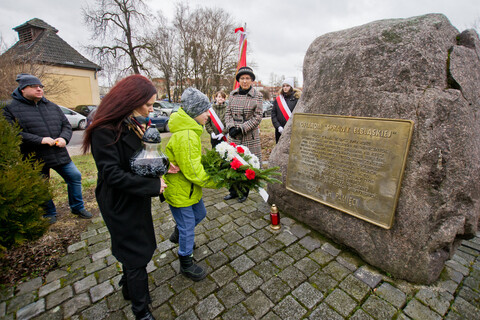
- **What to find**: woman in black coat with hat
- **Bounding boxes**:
[82,75,177,320]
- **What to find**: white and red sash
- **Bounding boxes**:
[208,107,227,141]
[276,95,292,122]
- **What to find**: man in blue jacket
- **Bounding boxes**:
[3,73,92,223]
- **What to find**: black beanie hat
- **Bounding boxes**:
[16,73,43,90]
[235,66,256,82]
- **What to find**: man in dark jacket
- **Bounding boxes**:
[3,73,92,223]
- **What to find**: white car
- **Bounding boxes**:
[59,106,87,130]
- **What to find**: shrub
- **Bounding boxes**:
[0,107,50,257]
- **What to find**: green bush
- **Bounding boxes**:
[0,108,50,257]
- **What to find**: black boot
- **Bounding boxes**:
[179,254,206,281]
[169,225,179,243]
[136,307,155,320]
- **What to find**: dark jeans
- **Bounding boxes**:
[42,161,85,217]
[120,264,151,315]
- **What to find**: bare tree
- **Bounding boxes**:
[83,0,151,75]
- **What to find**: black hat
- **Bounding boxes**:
[16,73,43,90]
[235,66,255,82]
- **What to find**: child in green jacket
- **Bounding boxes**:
[163,87,217,281]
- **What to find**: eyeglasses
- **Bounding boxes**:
[28,85,44,89]
[239,76,251,82]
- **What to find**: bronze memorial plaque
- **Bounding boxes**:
[286,114,414,229]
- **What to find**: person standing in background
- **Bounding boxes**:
[271,78,301,143]
[205,91,228,149]
[224,66,263,203]
[3,73,92,224]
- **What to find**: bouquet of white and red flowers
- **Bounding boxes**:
[201,141,281,197]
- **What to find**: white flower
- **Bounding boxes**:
[248,154,260,169]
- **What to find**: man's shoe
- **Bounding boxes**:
[237,195,247,203]
[224,193,237,200]
[43,215,57,224]
[136,308,155,320]
[72,208,93,219]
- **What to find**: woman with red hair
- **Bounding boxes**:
[83,75,175,320]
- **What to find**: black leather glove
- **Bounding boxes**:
[229,127,242,139]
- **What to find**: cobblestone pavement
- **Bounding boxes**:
[2,189,480,319]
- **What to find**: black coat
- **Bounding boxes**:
[3,88,72,168]
[91,125,161,268]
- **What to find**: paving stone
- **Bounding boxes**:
[80,300,109,320]
[403,298,442,320]
[309,270,339,295]
[80,229,97,240]
[207,237,228,253]
[252,229,274,243]
[16,298,45,320]
[236,270,263,293]
[260,276,290,303]
[437,279,460,295]
[292,282,323,309]
[169,289,198,315]
[46,285,73,310]
[323,260,351,281]
[194,245,213,261]
[221,303,255,320]
[92,248,111,261]
[39,279,61,298]
[339,274,371,302]
[73,274,97,294]
[157,240,176,253]
[15,277,42,295]
[191,277,218,299]
[216,283,246,309]
[170,273,196,293]
[87,231,110,246]
[205,227,224,240]
[203,219,221,230]
[237,224,256,237]
[60,269,85,287]
[242,289,274,319]
[150,283,174,308]
[285,243,309,261]
[289,224,311,239]
[261,238,285,254]
[445,260,470,276]
[309,249,335,266]
[174,308,198,320]
[62,292,91,318]
[450,296,480,318]
[85,259,107,275]
[230,254,255,274]
[195,294,224,320]
[31,306,63,320]
[272,295,307,320]
[210,265,237,287]
[308,303,344,320]
[324,288,357,317]
[350,309,375,320]
[441,266,464,284]
[237,236,260,250]
[44,269,69,284]
[151,264,176,286]
[97,263,119,283]
[67,241,87,253]
[464,273,480,291]
[336,255,358,272]
[88,241,111,255]
[90,281,114,302]
[322,243,342,256]
[458,285,480,307]
[298,236,323,251]
[105,291,129,311]
[415,287,453,315]
[270,251,295,269]
[375,282,407,308]
[246,246,270,263]
[253,260,279,281]
[278,265,307,289]
[354,267,382,288]
[250,218,269,230]
[275,231,298,247]
[362,295,400,320]
[220,222,239,234]
[70,256,91,271]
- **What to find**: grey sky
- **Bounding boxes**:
[1,0,478,86]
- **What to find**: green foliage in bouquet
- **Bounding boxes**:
[0,111,50,257]
[201,142,281,196]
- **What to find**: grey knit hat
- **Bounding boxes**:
[181,87,211,118]
[16,73,43,90]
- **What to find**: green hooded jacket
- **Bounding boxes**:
[163,108,217,207]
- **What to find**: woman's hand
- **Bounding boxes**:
[168,163,180,174]
[160,177,167,194]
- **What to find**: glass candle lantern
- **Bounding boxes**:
[130,125,170,177]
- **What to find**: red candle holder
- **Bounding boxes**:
[270,204,281,230]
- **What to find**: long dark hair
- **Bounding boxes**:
[82,74,157,153]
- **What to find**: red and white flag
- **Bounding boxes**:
[233,25,247,90]
[208,108,227,141]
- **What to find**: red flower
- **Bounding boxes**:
[236,146,245,154]
[229,142,237,147]
[230,158,242,170]
[245,169,256,180]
